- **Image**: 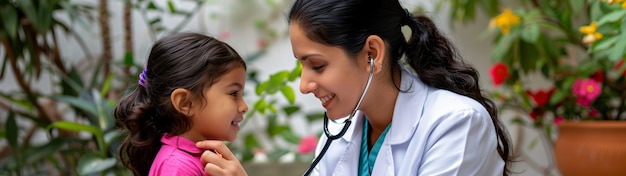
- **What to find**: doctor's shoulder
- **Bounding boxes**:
[422,88,492,122]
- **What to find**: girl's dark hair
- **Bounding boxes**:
[114,32,246,176]
[288,0,513,175]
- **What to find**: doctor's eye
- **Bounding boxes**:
[312,65,325,71]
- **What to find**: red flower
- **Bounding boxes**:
[588,109,600,118]
[615,58,624,71]
[489,63,508,86]
[526,88,555,107]
[529,108,545,122]
[590,70,604,82]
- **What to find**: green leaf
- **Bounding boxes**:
[568,0,585,15]
[521,24,540,43]
[149,17,161,26]
[47,121,102,138]
[549,88,568,105]
[597,10,626,26]
[104,130,122,145]
[305,112,325,122]
[590,0,603,21]
[253,99,267,114]
[124,52,134,66]
[255,82,269,96]
[510,117,526,125]
[100,73,113,99]
[76,153,117,175]
[5,111,18,148]
[491,32,518,62]
[25,138,66,164]
[281,130,301,144]
[283,105,300,116]
[288,61,302,81]
[167,0,177,13]
[0,5,18,39]
[244,133,260,149]
[591,35,620,52]
[50,95,98,117]
[266,71,290,94]
[268,104,278,114]
[147,1,159,10]
[609,34,626,61]
[269,125,289,137]
[267,149,290,160]
[280,86,296,104]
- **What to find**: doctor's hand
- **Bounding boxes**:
[196,140,248,176]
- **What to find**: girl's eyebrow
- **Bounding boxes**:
[228,82,243,89]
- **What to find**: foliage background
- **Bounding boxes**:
[0,0,581,175]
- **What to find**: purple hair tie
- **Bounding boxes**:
[138,67,148,88]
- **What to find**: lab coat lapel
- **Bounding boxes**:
[331,112,364,176]
[372,142,394,176]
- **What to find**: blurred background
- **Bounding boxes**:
[4,0,615,175]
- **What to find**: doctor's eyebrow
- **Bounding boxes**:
[295,54,321,61]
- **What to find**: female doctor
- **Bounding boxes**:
[196,0,514,175]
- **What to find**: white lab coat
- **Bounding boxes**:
[310,65,504,176]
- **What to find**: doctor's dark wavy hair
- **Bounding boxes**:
[114,32,246,176]
[288,0,513,175]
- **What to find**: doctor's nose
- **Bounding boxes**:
[299,77,317,94]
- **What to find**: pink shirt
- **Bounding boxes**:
[149,133,205,176]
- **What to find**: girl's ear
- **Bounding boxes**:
[171,88,193,116]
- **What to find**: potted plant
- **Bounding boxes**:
[443,0,626,175]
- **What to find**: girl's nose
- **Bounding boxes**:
[239,99,249,114]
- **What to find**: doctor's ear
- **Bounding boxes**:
[364,35,385,73]
[367,54,383,73]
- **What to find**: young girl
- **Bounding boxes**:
[115,32,248,176]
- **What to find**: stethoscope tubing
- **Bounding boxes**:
[301,58,375,176]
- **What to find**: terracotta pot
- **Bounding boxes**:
[554,121,626,176]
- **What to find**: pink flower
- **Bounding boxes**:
[297,135,318,154]
[572,78,602,107]
[553,117,564,125]
[489,63,509,86]
[257,38,266,49]
[219,31,231,40]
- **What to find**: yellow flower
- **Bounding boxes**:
[490,8,521,35]
[579,21,603,44]
[607,0,626,8]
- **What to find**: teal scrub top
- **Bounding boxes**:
[358,119,391,176]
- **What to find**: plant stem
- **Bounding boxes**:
[1,38,52,123]
[99,0,112,87]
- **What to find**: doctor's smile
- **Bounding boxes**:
[319,93,336,108]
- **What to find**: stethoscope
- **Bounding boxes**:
[302,57,375,176]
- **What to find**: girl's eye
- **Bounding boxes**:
[230,91,239,97]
